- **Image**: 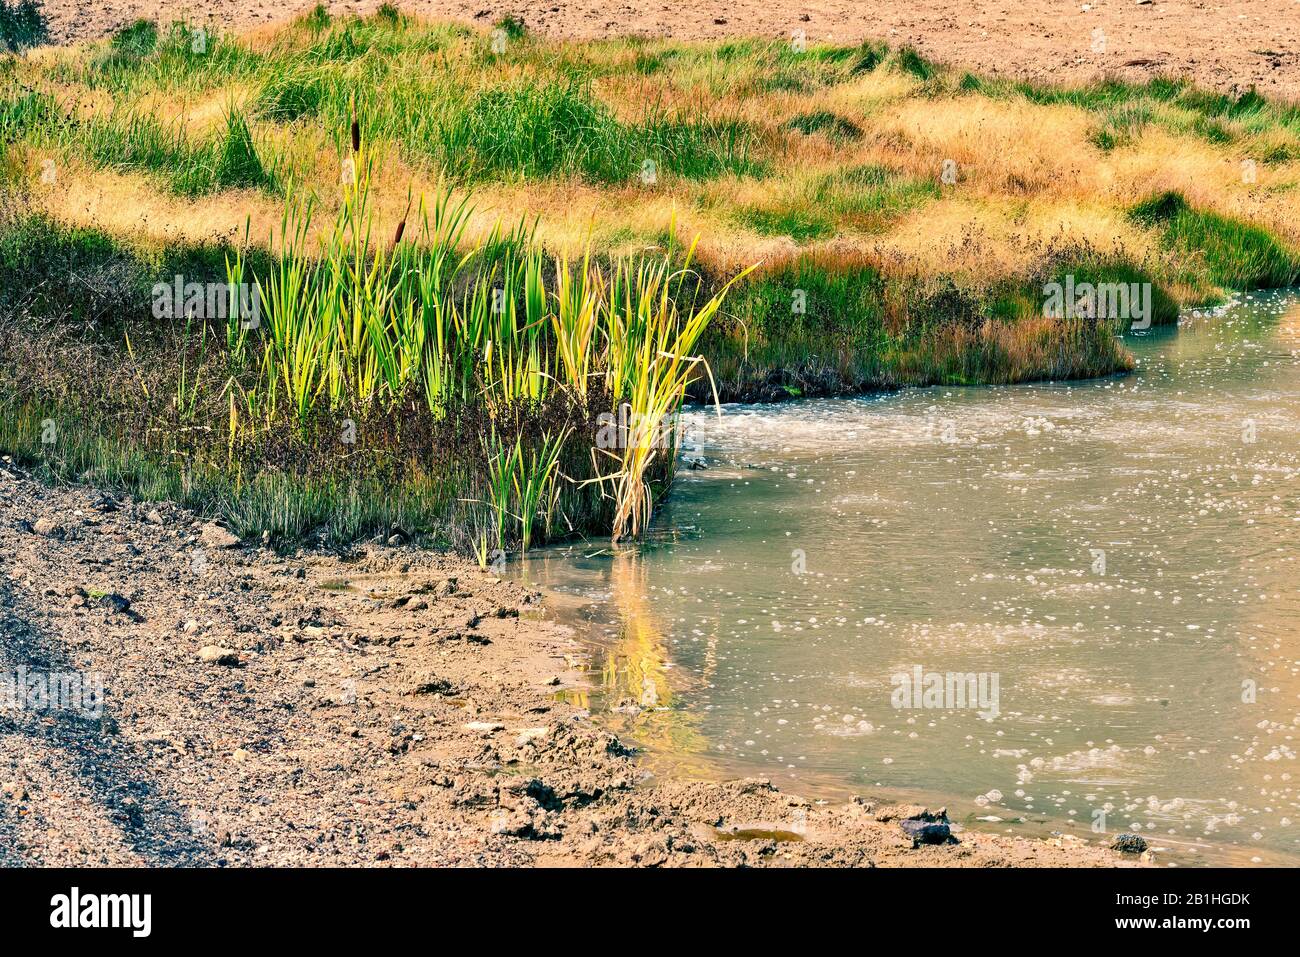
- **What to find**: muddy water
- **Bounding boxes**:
[520,289,1300,866]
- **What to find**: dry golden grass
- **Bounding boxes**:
[867,197,1152,279]
[35,165,275,248]
[882,97,1100,198]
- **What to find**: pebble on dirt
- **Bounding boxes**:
[197,646,241,666]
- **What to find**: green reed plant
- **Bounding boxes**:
[143,115,752,548]
[596,241,753,540]
[481,425,518,551]
[513,426,569,551]
[174,313,209,423]
[550,249,603,399]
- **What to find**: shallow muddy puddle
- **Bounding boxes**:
[518,289,1300,866]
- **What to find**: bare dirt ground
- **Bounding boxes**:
[40,0,1300,100]
[0,462,1143,866]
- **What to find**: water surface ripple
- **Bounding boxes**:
[523,290,1300,866]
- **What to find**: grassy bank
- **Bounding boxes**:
[1,8,1298,548]
[0,164,742,551]
[2,11,1297,393]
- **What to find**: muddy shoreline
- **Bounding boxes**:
[0,462,1144,866]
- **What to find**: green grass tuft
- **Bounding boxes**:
[892,46,935,81]
[111,18,159,58]
[426,79,763,183]
[206,109,275,193]
[375,3,405,27]
[784,110,863,141]
[64,105,277,196]
[1090,102,1154,151]
[257,70,328,121]
[301,4,331,32]
[494,15,528,40]
[1131,191,1300,292]
[738,207,835,242]
[0,0,47,52]
[850,40,889,74]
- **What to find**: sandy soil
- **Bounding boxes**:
[39,0,1300,100]
[0,462,1145,866]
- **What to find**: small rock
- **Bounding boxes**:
[231,748,250,763]
[464,721,505,734]
[402,673,455,697]
[1111,833,1148,854]
[2,782,28,801]
[901,819,952,845]
[900,807,954,846]
[182,619,201,634]
[97,593,132,614]
[515,727,549,747]
[874,803,924,822]
[199,523,241,549]
[197,645,240,666]
[490,810,534,837]
[32,517,64,537]
[146,509,165,524]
